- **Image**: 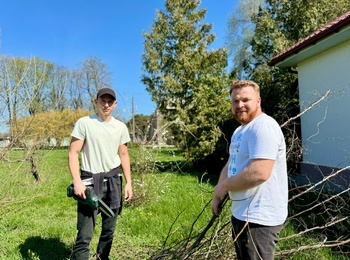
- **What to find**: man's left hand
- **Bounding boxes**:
[214,183,228,200]
[124,183,133,201]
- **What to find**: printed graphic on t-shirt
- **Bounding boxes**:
[228,133,242,177]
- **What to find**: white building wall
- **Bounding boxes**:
[298,40,350,168]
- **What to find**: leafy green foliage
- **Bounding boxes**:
[13,109,91,147]
[234,0,350,121]
[142,0,231,164]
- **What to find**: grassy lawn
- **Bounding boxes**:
[0,147,348,259]
[0,148,216,260]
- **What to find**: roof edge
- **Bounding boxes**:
[268,11,350,67]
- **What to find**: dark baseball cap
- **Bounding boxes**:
[96,88,116,100]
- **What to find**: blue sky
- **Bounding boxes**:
[0,0,237,121]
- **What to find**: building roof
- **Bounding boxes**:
[268,11,350,67]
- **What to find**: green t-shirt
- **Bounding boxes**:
[71,114,130,174]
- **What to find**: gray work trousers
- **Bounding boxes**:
[231,216,283,260]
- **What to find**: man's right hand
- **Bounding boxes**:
[211,196,222,216]
[73,180,86,199]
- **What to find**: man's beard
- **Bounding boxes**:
[233,107,259,124]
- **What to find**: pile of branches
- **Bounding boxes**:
[150,176,350,259]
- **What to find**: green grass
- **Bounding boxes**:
[0,147,348,259]
[0,148,214,259]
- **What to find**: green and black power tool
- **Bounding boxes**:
[67,184,114,217]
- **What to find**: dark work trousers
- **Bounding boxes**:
[71,178,121,260]
[231,216,283,260]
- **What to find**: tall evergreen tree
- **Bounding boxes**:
[142,0,231,163]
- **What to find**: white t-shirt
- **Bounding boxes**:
[71,114,131,174]
[228,113,288,226]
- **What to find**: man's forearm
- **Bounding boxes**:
[68,138,84,184]
[118,144,131,183]
[217,161,229,184]
[121,158,131,184]
[68,151,86,198]
[222,159,274,192]
[69,154,81,183]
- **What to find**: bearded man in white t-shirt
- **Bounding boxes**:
[212,80,288,260]
[68,88,132,260]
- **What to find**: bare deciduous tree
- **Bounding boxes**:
[0,56,113,182]
[80,57,112,111]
